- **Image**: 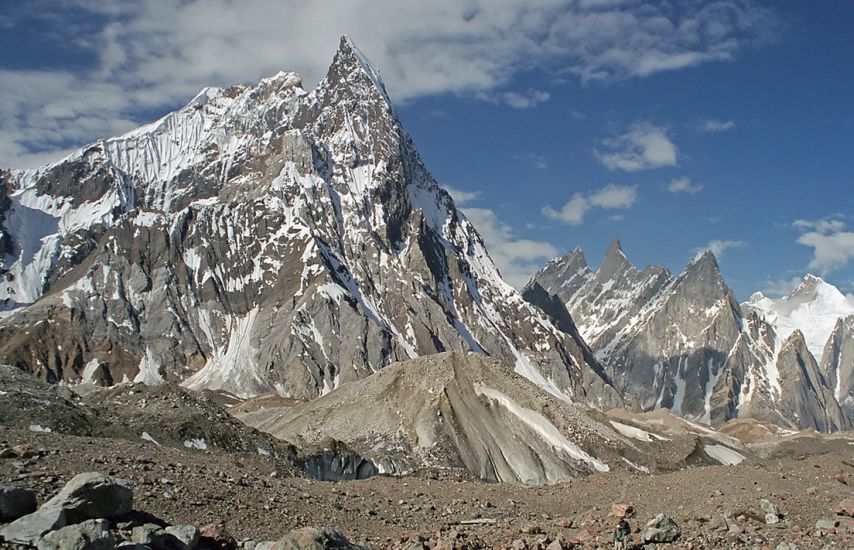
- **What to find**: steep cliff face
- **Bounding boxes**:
[0,38,617,406]
[528,243,850,432]
[821,315,854,418]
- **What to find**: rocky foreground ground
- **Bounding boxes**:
[1,426,853,549]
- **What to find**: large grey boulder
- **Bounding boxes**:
[44,472,133,523]
[37,518,115,550]
[0,506,67,546]
[0,484,38,521]
[642,513,681,544]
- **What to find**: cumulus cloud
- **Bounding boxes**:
[667,177,703,194]
[442,184,481,207]
[463,208,558,288]
[797,231,854,273]
[698,119,736,133]
[543,183,636,225]
[596,122,678,172]
[792,215,846,235]
[691,239,745,259]
[0,0,777,167]
[793,215,854,273]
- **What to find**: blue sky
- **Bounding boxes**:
[1,1,852,298]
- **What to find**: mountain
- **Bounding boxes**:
[526,241,850,432]
[238,351,750,484]
[743,275,854,363]
[0,37,617,407]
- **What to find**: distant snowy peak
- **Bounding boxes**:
[743,274,854,363]
[527,241,850,432]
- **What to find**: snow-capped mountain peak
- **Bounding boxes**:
[743,274,854,363]
[0,37,619,410]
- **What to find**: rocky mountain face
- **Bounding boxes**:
[820,315,854,418]
[526,240,850,432]
[0,37,617,407]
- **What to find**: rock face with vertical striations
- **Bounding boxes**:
[821,315,854,419]
[0,37,617,407]
[527,241,850,432]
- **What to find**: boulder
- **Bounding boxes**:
[610,503,634,518]
[570,528,595,544]
[835,498,854,518]
[163,525,200,550]
[0,506,67,546]
[760,498,782,525]
[37,518,115,550]
[0,484,38,521]
[272,527,358,550]
[131,523,163,545]
[44,472,133,523]
[199,522,238,549]
[642,513,681,543]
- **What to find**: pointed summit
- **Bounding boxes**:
[685,249,720,274]
[596,238,635,282]
[322,35,390,103]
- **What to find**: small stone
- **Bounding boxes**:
[765,513,780,525]
[835,498,854,518]
[12,445,37,458]
[511,538,527,550]
[815,519,837,530]
[760,499,780,518]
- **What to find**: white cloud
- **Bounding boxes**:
[0,0,777,168]
[463,207,558,288]
[442,185,481,206]
[596,122,677,172]
[797,231,854,273]
[542,194,591,225]
[792,215,854,273]
[667,177,703,194]
[792,215,846,235]
[543,183,636,225]
[698,119,736,133]
[691,239,745,259]
[588,183,637,208]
